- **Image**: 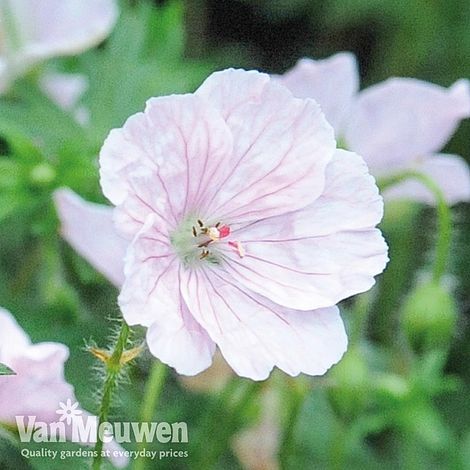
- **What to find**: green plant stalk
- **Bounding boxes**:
[378,170,452,283]
[133,360,168,470]
[92,321,130,470]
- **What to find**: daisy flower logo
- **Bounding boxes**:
[56,399,82,425]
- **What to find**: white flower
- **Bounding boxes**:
[0,0,118,93]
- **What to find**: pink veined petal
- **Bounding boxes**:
[344,78,470,174]
[197,69,337,223]
[112,166,178,237]
[99,111,154,206]
[14,0,119,60]
[100,93,234,226]
[275,52,359,133]
[119,215,216,374]
[220,150,388,311]
[118,214,177,327]
[146,278,216,376]
[384,153,470,205]
[53,188,128,287]
[0,307,31,366]
[180,268,347,381]
[196,68,271,120]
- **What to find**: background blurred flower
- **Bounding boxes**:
[278,53,470,205]
[39,72,90,125]
[0,307,128,468]
[0,0,118,93]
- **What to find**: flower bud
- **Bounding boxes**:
[401,280,457,352]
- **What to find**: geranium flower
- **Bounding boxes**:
[277,53,470,205]
[56,69,388,380]
[0,0,118,93]
[0,307,128,468]
[39,72,90,125]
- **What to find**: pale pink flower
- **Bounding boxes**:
[277,53,470,205]
[57,69,387,380]
[39,72,90,125]
[0,0,118,93]
[0,307,128,468]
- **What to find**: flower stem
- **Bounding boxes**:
[378,170,452,282]
[92,321,130,470]
[133,360,168,470]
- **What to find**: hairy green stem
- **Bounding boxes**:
[378,170,452,282]
[92,321,130,470]
[133,360,168,470]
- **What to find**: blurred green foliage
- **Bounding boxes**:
[0,0,469,469]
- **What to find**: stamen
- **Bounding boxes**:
[192,226,197,237]
[207,226,221,240]
[228,240,245,258]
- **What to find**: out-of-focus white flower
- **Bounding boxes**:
[39,72,90,125]
[0,0,118,93]
[0,307,128,468]
[277,53,470,205]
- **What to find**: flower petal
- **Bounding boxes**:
[180,268,347,381]
[39,71,89,124]
[15,0,118,60]
[198,69,337,223]
[196,68,270,120]
[0,307,31,366]
[384,153,470,205]
[53,188,128,287]
[276,52,359,133]
[39,72,88,110]
[219,150,387,310]
[100,93,234,225]
[119,215,215,374]
[146,296,215,376]
[344,78,470,173]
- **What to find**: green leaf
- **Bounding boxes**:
[0,363,16,375]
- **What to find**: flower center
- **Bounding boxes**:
[170,217,231,266]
